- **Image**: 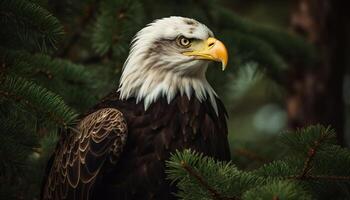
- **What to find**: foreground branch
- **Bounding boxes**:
[180,161,239,200]
[299,130,333,179]
[0,90,68,128]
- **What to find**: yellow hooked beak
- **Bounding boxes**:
[183,37,228,70]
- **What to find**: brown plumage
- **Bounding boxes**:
[41,92,229,200]
[42,108,128,199]
[41,16,231,200]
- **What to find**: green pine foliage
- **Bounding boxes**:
[2,49,97,110]
[242,180,312,200]
[0,0,64,52]
[91,0,143,58]
[167,150,264,200]
[0,114,37,180]
[1,0,93,198]
[167,125,350,200]
[0,76,77,126]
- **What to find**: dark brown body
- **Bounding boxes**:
[43,92,230,200]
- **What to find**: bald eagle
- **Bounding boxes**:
[41,16,230,200]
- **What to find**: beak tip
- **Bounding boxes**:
[221,61,227,71]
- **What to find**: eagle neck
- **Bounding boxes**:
[118,69,219,115]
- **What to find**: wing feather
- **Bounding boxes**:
[42,108,128,200]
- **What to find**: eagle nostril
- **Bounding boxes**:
[208,41,215,48]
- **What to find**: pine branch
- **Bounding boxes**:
[1,49,97,110]
[241,174,313,200]
[91,0,142,57]
[0,0,64,51]
[0,115,38,179]
[57,2,98,57]
[280,126,350,182]
[1,49,92,84]
[0,90,65,127]
[166,150,260,200]
[298,128,334,179]
[0,75,77,127]
[180,161,239,200]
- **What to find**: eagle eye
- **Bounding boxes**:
[176,36,191,48]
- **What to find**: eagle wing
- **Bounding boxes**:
[42,108,128,200]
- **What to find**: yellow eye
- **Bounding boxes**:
[177,36,191,48]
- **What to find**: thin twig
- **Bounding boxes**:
[284,130,350,183]
[181,161,239,200]
[299,131,332,179]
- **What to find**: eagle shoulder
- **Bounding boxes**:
[42,108,128,200]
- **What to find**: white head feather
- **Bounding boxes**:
[118,16,219,114]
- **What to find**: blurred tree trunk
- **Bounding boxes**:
[287,0,349,145]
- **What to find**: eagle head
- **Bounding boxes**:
[119,16,228,113]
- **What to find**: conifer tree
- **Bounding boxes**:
[166,125,350,200]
